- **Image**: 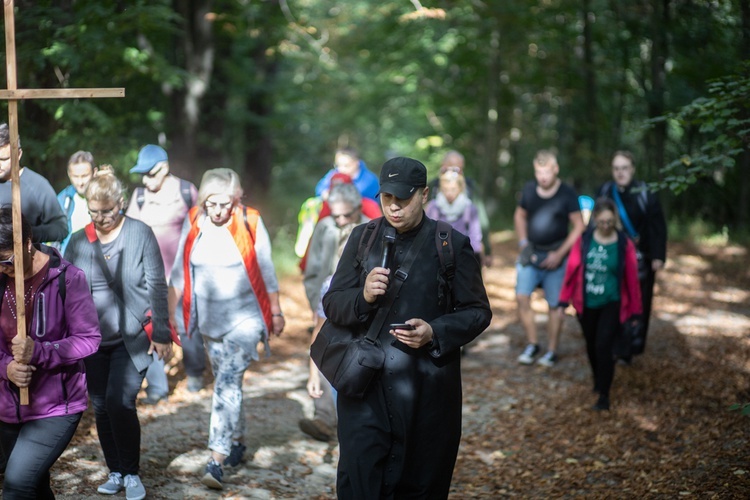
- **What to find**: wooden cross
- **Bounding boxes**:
[1,1,124,404]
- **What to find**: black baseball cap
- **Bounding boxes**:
[378,157,427,199]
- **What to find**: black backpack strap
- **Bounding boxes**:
[435,220,455,282]
[435,220,455,311]
[58,267,67,304]
[179,178,194,208]
[135,187,145,210]
[354,218,383,269]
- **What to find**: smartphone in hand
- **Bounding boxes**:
[390,323,415,330]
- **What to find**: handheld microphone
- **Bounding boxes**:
[380,227,397,269]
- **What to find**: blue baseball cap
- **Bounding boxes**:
[130,144,168,174]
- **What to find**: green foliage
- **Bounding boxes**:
[729,402,750,417]
[0,0,748,232]
[654,62,750,194]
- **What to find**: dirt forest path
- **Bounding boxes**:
[28,236,750,498]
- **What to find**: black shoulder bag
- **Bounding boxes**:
[310,221,431,399]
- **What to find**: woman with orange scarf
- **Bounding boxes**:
[168,168,284,490]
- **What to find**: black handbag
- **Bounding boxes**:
[614,315,644,358]
[310,221,431,399]
[310,321,385,399]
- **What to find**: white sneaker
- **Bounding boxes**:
[124,474,146,500]
[97,472,123,495]
[517,344,540,365]
[538,351,558,367]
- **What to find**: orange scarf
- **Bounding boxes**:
[180,205,273,335]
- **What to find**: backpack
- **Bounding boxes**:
[353,218,456,311]
[135,178,194,210]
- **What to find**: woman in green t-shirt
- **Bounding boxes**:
[559,198,643,411]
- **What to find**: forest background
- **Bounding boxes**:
[1,0,749,268]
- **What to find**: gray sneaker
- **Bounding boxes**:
[124,474,146,500]
[517,344,540,365]
[538,351,558,367]
[97,472,123,495]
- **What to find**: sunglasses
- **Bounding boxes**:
[0,254,14,267]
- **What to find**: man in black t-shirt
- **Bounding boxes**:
[514,150,584,366]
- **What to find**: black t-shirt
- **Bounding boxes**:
[519,181,579,246]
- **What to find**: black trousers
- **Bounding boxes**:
[578,301,621,398]
[634,264,657,355]
[85,342,146,476]
[0,412,82,499]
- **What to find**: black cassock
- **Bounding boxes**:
[323,215,492,500]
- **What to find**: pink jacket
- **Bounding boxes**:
[559,229,643,323]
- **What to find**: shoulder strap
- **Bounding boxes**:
[636,180,648,214]
[365,221,432,342]
[610,184,639,240]
[135,187,145,210]
[435,220,455,283]
[179,179,194,208]
[58,267,67,304]
[85,223,117,289]
[354,218,383,269]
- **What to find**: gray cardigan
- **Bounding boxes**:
[64,217,170,372]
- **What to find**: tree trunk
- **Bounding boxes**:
[174,0,214,159]
[645,0,670,179]
[582,0,598,159]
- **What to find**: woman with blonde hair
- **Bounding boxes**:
[425,171,484,261]
[64,170,172,500]
[169,168,284,490]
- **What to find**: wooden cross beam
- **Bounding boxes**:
[2,0,125,404]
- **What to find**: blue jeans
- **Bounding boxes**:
[0,413,82,499]
[85,342,146,476]
[515,259,568,307]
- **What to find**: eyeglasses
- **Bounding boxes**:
[596,219,615,226]
[0,254,14,267]
[88,207,118,219]
[331,210,356,220]
[204,200,233,211]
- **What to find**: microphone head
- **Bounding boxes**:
[383,227,396,245]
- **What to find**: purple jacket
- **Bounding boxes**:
[0,246,101,423]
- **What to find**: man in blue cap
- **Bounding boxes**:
[126,144,205,403]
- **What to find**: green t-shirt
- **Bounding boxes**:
[584,240,620,308]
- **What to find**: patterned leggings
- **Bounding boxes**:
[204,317,263,456]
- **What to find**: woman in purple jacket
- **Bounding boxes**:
[0,208,101,499]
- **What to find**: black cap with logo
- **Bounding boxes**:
[377,157,427,199]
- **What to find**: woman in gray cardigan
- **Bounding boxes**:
[64,171,172,500]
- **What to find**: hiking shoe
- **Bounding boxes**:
[224,442,247,467]
[97,472,124,495]
[298,418,334,442]
[123,474,146,500]
[593,395,610,411]
[201,459,223,490]
[538,351,558,367]
[187,376,204,393]
[142,393,167,405]
[517,344,540,365]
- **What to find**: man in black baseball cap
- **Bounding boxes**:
[377,157,429,233]
[377,156,428,200]
[323,155,492,497]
